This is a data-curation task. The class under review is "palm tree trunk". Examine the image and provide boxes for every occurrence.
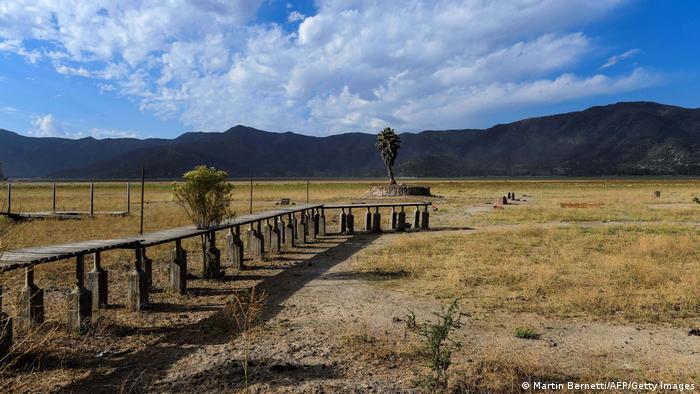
[387,165,396,185]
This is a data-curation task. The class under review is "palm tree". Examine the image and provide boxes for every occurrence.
[375,127,401,185]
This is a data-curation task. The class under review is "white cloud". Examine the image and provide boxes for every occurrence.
[601,48,641,69]
[1,0,657,135]
[0,106,18,113]
[29,114,61,137]
[287,11,306,23]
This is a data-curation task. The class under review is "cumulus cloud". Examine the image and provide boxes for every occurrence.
[601,48,641,69]
[29,114,61,137]
[0,0,657,135]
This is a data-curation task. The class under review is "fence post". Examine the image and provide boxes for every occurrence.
[52,182,56,212]
[89,183,94,217]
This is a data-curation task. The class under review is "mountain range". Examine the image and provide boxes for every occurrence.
[2,101,700,179]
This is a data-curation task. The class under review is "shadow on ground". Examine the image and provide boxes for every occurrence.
[61,231,382,392]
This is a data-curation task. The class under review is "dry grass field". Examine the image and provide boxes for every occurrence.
[1,178,700,392]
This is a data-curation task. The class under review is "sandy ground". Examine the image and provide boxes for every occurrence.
[51,228,699,393]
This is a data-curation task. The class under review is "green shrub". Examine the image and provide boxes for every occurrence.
[405,299,464,392]
[514,326,540,340]
[173,165,234,229]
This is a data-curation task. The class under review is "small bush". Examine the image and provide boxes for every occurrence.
[405,299,464,392]
[514,326,540,340]
[172,165,234,229]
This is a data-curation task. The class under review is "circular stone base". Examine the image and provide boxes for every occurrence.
[365,184,431,197]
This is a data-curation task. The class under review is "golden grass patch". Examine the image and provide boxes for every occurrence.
[352,224,700,323]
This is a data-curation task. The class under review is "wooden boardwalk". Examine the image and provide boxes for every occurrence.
[0,238,142,271]
[0,203,323,270]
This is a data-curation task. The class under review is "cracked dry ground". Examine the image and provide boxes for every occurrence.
[45,226,699,393]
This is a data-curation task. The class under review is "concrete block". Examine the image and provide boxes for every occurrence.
[339,211,347,233]
[202,232,222,279]
[346,212,355,234]
[396,210,406,232]
[284,218,295,248]
[19,267,44,328]
[270,224,281,253]
[372,211,382,233]
[296,219,306,244]
[127,250,149,311]
[66,287,92,334]
[87,269,108,310]
[318,214,326,236]
[169,241,188,294]
[0,287,12,359]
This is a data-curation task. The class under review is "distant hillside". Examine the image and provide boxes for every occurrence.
[2,102,700,179]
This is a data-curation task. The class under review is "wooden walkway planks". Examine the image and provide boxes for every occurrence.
[0,201,428,271]
[0,238,142,271]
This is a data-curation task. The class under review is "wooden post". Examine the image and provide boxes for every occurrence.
[306,179,310,203]
[52,182,56,212]
[66,254,92,334]
[126,182,131,214]
[249,174,253,214]
[6,183,10,214]
[319,207,326,236]
[414,206,421,229]
[89,182,94,217]
[142,249,153,290]
[365,207,372,231]
[140,167,145,235]
[391,207,398,229]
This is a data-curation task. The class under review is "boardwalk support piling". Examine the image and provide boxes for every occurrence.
[169,239,187,294]
[203,231,222,278]
[421,205,430,230]
[127,249,148,311]
[269,219,281,253]
[285,213,295,248]
[339,209,347,234]
[391,207,398,230]
[143,249,153,290]
[319,208,326,236]
[365,208,372,231]
[296,213,306,244]
[66,254,92,334]
[0,286,12,359]
[86,252,108,309]
[372,207,382,233]
[396,207,406,232]
[414,207,420,229]
[19,266,44,328]
[346,208,354,234]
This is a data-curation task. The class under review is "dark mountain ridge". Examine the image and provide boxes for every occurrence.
[1,101,699,179]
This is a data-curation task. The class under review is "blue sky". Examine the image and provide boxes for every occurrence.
[0,0,698,139]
